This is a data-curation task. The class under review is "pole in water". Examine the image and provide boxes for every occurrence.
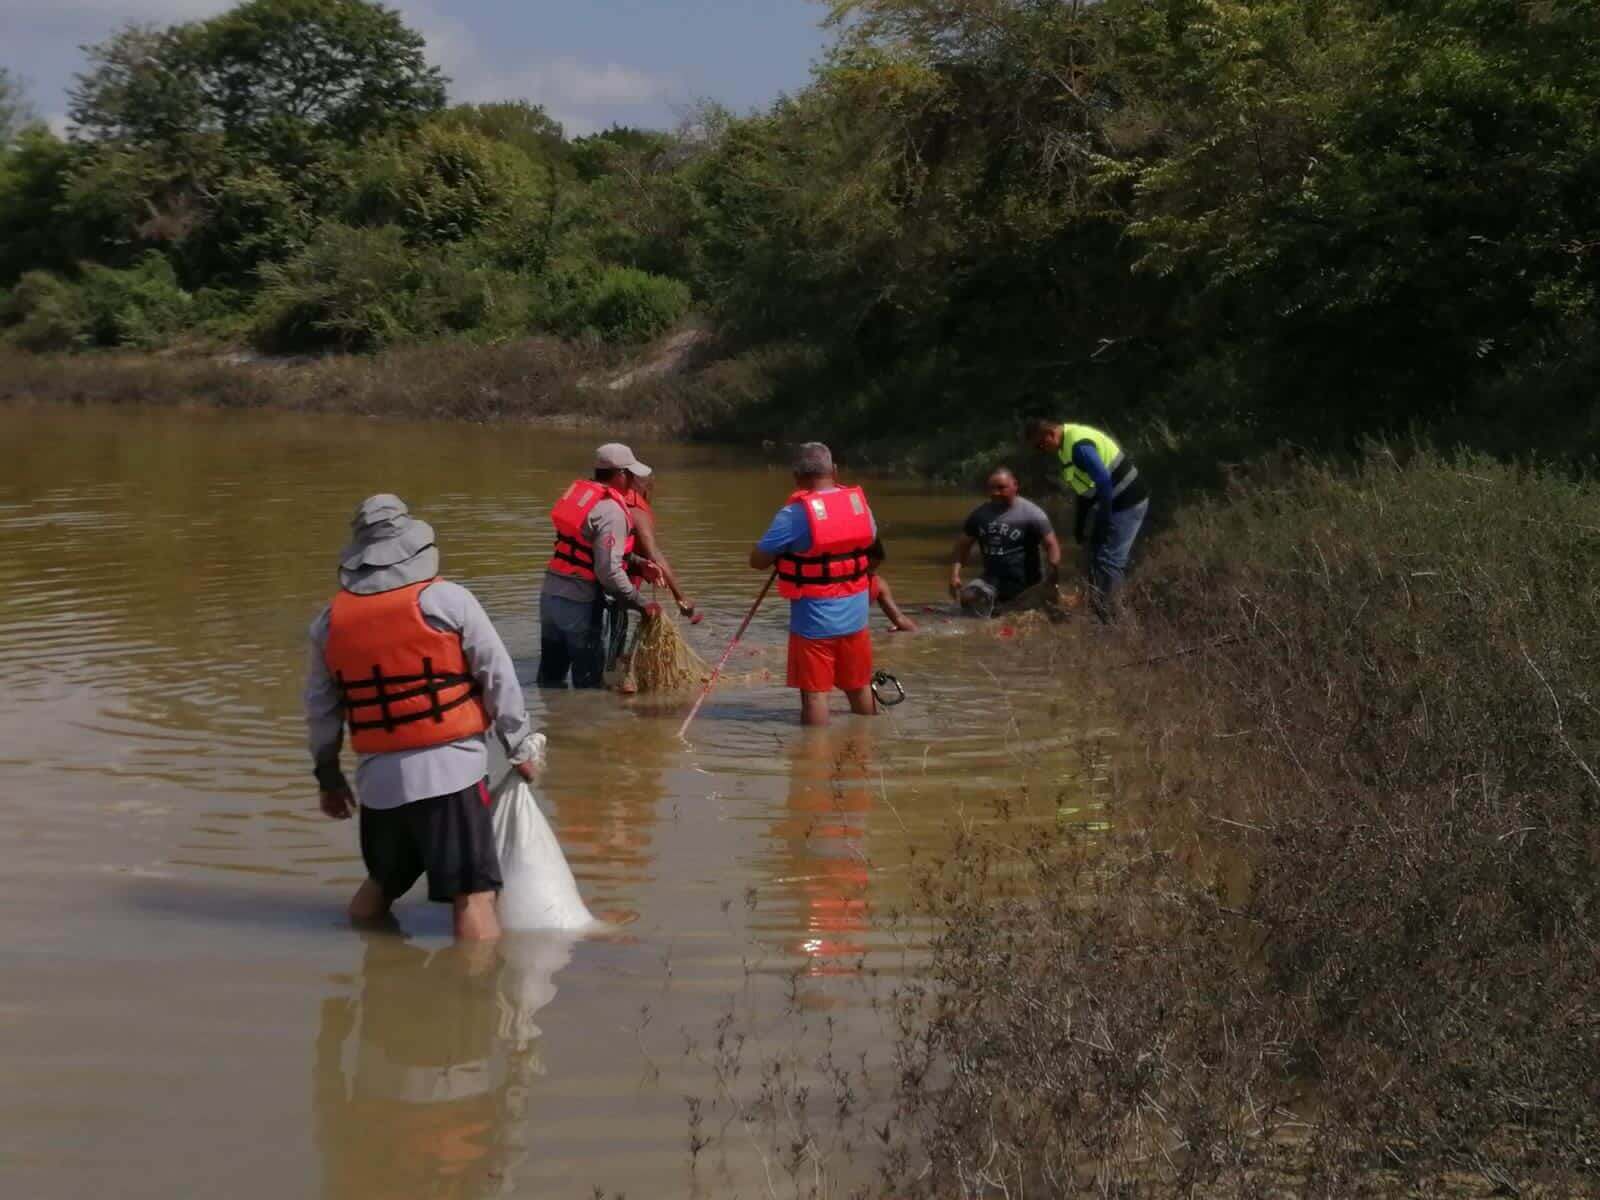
[677,569,778,742]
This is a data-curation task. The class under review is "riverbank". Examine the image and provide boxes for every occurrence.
[868,448,1600,1197]
[0,338,1077,482]
[0,337,720,432]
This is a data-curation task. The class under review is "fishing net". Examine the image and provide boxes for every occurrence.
[628,612,710,693]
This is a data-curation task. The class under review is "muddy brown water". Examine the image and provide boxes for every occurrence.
[0,404,1110,1198]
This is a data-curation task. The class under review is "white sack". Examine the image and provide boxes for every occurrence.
[491,771,596,932]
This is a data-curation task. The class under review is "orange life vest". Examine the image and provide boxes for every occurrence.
[323,579,490,755]
[546,480,635,583]
[776,486,876,600]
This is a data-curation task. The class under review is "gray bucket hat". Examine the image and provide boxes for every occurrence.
[337,494,439,594]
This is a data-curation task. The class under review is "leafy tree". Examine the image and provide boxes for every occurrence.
[437,102,565,167]
[0,130,79,281]
[67,26,211,152]
[70,0,446,165]
[345,123,544,247]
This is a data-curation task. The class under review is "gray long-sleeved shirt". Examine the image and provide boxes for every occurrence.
[541,495,645,610]
[305,580,538,809]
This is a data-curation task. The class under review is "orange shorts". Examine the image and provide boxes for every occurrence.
[787,629,873,693]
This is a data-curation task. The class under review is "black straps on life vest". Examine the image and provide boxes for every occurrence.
[550,533,595,573]
[335,656,483,733]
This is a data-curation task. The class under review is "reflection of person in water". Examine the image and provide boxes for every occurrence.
[313,933,574,1199]
[779,725,876,982]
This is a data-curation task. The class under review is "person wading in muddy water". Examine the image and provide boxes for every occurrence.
[538,444,662,688]
[1026,417,1150,621]
[304,494,543,942]
[948,466,1063,617]
[750,442,883,726]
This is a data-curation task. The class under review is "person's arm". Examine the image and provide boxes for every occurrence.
[588,503,649,613]
[1072,441,1115,542]
[948,534,976,596]
[950,508,981,596]
[303,608,354,818]
[1042,530,1063,579]
[874,574,917,632]
[631,509,693,613]
[423,583,545,779]
[751,505,801,570]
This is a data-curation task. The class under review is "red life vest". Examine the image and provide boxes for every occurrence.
[323,579,491,755]
[776,486,876,600]
[546,479,635,583]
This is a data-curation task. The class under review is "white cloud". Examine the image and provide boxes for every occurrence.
[3,0,684,138]
[398,2,678,135]
[450,58,676,135]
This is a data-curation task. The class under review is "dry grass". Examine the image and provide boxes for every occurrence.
[628,613,709,693]
[0,334,753,433]
[866,448,1600,1197]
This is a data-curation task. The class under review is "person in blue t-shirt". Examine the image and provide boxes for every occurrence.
[750,442,883,726]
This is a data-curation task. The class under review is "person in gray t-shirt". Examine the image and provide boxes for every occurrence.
[949,467,1062,609]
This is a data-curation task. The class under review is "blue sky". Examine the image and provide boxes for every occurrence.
[1,0,837,135]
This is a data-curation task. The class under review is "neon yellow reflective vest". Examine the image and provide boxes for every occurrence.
[1056,423,1126,497]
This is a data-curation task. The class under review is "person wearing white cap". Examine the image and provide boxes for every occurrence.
[538,443,662,687]
[304,495,544,941]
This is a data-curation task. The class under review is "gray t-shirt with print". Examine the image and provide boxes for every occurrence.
[963,498,1054,601]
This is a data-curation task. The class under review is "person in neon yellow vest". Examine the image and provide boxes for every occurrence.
[1025,418,1150,619]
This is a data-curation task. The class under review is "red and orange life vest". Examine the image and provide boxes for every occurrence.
[546,479,635,583]
[323,579,490,755]
[776,486,876,600]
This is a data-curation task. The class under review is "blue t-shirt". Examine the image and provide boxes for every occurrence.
[757,495,873,639]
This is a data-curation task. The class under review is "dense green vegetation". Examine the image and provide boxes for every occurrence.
[4,0,1597,472]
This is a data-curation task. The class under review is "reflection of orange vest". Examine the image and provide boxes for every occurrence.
[324,580,490,755]
[776,487,875,600]
[546,480,635,582]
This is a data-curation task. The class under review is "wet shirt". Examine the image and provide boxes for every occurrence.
[305,580,538,809]
[757,492,875,639]
[964,498,1054,601]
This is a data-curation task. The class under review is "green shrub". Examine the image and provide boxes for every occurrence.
[1,270,87,350]
[346,124,544,247]
[531,262,689,343]
[251,222,531,352]
[78,251,192,347]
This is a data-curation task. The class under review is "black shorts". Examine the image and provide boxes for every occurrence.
[359,778,503,903]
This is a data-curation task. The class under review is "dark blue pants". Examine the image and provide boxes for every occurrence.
[1088,499,1149,621]
[537,594,605,688]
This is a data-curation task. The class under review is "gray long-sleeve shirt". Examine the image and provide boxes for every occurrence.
[541,495,645,610]
[305,580,538,809]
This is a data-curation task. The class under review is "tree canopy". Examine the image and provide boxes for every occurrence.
[68,0,445,163]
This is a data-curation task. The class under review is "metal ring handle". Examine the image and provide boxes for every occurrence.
[871,670,907,707]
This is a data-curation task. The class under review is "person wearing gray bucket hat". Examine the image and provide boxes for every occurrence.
[304,494,546,941]
[538,445,663,688]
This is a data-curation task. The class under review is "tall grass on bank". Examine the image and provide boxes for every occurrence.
[882,451,1599,1197]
